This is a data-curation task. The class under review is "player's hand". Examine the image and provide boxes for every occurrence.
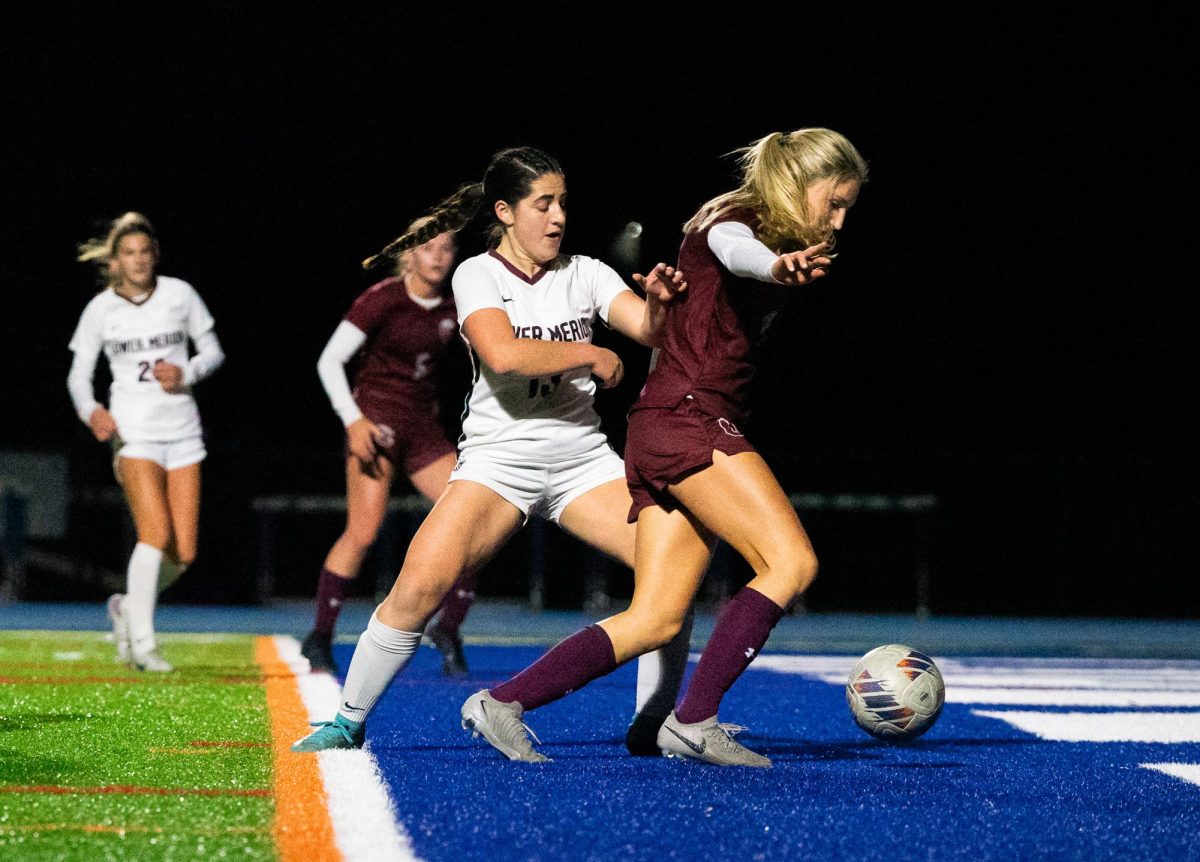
[152,360,185,392]
[589,347,624,389]
[88,406,118,442]
[346,417,383,477]
[771,242,835,285]
[633,263,687,303]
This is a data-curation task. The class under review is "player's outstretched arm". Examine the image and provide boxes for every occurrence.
[609,263,687,347]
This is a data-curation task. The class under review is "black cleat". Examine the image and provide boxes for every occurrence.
[625,711,669,757]
[428,626,468,677]
[300,630,339,675]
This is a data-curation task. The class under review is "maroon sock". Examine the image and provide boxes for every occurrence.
[432,571,477,638]
[674,587,784,724]
[313,567,351,636]
[491,624,616,711]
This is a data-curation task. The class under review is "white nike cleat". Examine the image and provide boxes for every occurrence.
[461,690,550,763]
[657,712,771,768]
[106,594,130,663]
[131,645,173,673]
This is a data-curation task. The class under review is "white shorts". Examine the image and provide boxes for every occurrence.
[450,441,625,523]
[115,436,207,471]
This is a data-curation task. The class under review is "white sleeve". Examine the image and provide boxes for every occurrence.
[317,320,368,427]
[183,330,225,386]
[589,257,634,325]
[67,349,101,424]
[708,221,780,284]
[452,258,508,328]
[66,302,103,424]
[181,283,224,385]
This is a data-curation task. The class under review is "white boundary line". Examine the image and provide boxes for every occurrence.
[271,636,420,862]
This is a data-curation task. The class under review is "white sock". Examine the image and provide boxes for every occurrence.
[124,543,163,654]
[337,610,422,725]
[635,608,694,717]
[157,558,187,594]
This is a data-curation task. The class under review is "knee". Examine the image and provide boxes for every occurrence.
[622,608,686,654]
[340,524,379,553]
[758,543,818,598]
[136,530,172,552]
[789,547,819,595]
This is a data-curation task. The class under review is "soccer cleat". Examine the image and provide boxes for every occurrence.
[625,711,669,757]
[131,646,173,673]
[427,626,468,677]
[461,690,550,763]
[106,594,130,663]
[291,715,365,752]
[300,630,339,675]
[657,712,771,768]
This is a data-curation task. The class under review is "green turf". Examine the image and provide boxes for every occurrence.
[0,631,277,861]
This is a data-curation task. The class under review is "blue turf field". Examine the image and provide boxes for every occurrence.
[356,643,1200,862]
[4,601,1198,860]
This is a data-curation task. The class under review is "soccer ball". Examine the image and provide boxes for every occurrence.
[845,644,945,740]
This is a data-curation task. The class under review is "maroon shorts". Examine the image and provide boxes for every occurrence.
[346,391,456,477]
[624,398,757,523]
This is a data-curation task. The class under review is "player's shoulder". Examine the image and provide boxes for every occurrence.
[154,275,199,300]
[353,274,405,305]
[457,251,498,275]
[80,287,116,311]
[452,252,508,288]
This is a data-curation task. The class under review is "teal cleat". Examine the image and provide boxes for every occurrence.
[291,714,365,752]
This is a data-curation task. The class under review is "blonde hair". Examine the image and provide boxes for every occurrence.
[684,129,868,253]
[77,211,159,289]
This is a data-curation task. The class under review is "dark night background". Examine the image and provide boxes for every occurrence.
[1,4,1194,617]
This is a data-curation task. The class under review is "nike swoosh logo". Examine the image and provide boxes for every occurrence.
[342,701,361,712]
[665,724,705,754]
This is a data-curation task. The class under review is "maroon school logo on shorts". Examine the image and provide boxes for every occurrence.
[718,417,743,437]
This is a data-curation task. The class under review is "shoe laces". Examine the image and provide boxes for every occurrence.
[710,722,752,752]
[493,705,543,747]
[308,720,357,746]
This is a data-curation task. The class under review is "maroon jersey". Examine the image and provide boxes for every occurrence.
[631,210,790,427]
[344,276,459,408]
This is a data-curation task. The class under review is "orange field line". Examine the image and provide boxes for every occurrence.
[255,636,341,862]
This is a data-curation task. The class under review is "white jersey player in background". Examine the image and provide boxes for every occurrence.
[67,212,224,671]
[293,146,693,756]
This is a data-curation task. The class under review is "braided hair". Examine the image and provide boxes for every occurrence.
[363,146,564,271]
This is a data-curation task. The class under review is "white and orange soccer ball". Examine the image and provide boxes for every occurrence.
[845,644,945,740]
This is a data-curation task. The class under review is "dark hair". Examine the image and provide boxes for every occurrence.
[363,146,563,270]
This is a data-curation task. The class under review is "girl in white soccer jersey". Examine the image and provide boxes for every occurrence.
[67,212,224,672]
[293,146,691,754]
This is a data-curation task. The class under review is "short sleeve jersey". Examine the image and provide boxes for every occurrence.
[452,250,630,459]
[343,276,459,408]
[67,276,215,442]
[631,210,790,426]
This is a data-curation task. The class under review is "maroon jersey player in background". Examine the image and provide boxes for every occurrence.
[302,218,476,676]
[462,128,868,766]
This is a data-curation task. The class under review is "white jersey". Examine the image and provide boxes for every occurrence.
[453,250,631,460]
[67,276,219,443]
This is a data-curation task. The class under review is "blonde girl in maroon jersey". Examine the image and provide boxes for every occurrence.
[463,129,868,766]
[302,218,475,676]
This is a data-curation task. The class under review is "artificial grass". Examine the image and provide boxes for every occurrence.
[0,631,278,861]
